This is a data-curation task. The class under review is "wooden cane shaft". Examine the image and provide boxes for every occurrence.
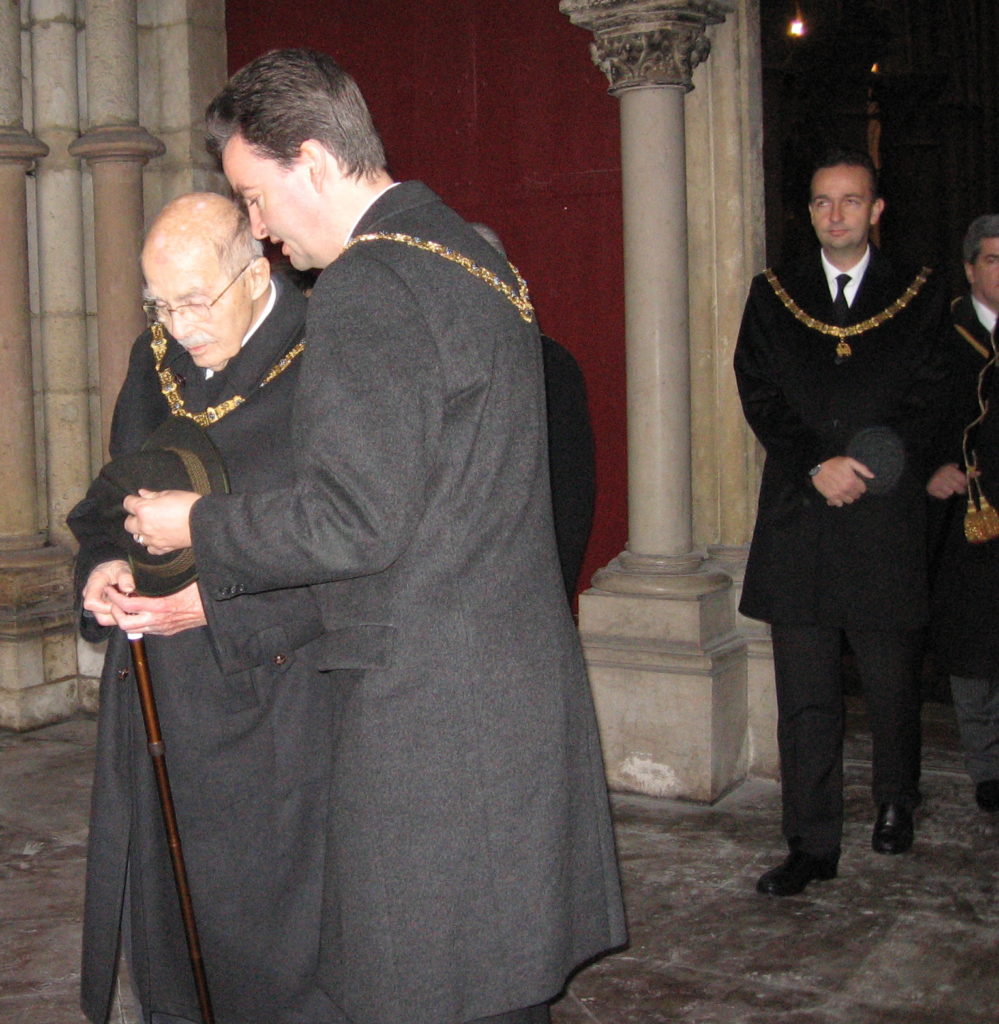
[128,635,216,1024]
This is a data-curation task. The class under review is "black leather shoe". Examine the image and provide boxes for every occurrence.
[756,850,838,897]
[871,802,914,854]
[975,779,999,812]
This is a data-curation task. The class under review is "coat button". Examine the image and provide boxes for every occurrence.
[116,668,130,680]
[273,653,287,666]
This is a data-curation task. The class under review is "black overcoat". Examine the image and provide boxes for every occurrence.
[190,182,627,1024]
[735,248,950,628]
[68,281,340,1024]
[929,294,999,677]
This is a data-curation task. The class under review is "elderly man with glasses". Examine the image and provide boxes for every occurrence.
[66,192,343,1024]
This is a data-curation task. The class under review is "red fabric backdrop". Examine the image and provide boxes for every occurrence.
[225,0,628,598]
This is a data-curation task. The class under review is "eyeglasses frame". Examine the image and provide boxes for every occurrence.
[142,258,257,326]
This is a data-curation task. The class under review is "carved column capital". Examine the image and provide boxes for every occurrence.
[560,0,735,93]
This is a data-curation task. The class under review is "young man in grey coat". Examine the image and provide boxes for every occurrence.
[127,48,626,1024]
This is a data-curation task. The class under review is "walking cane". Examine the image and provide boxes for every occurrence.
[127,630,215,1024]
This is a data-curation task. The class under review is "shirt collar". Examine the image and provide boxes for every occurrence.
[820,245,871,305]
[972,294,998,336]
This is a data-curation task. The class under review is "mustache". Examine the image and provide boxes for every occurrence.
[176,332,215,349]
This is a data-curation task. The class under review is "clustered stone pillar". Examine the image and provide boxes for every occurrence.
[0,0,76,729]
[561,0,748,801]
[31,0,92,551]
[0,1,224,728]
[71,0,164,453]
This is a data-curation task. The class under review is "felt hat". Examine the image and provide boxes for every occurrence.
[846,425,905,496]
[94,415,229,596]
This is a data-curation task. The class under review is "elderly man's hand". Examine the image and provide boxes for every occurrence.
[82,562,207,634]
[810,455,874,507]
[83,560,137,627]
[97,578,207,636]
[123,489,199,554]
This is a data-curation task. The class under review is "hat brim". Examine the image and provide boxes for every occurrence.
[96,416,229,597]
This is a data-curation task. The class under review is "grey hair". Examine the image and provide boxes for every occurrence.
[218,202,264,273]
[963,214,999,264]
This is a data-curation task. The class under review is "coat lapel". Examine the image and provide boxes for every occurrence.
[849,247,898,323]
[776,251,835,321]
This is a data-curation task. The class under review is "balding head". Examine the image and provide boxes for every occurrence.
[141,193,271,372]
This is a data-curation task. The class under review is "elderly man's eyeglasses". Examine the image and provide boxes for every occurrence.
[142,259,255,326]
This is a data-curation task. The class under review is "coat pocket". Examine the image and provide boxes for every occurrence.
[314,623,397,671]
[222,620,325,711]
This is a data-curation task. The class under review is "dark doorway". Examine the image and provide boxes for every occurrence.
[760,0,999,295]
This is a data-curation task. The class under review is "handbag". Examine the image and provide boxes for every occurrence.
[962,334,999,543]
[963,464,999,543]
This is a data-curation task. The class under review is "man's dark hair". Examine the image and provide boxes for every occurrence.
[962,214,999,264]
[205,48,386,179]
[810,147,880,199]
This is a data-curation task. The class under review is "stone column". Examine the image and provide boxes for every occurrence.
[137,0,228,211]
[30,0,92,550]
[70,0,164,454]
[683,0,776,777]
[561,0,746,801]
[0,0,76,730]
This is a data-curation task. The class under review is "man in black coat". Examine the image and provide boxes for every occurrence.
[68,193,343,1023]
[926,214,999,814]
[735,149,950,897]
[125,49,625,1024]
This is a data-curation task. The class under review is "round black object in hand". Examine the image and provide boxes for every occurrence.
[93,416,230,596]
[846,425,905,496]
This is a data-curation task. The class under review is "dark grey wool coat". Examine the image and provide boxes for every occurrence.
[68,280,345,1023]
[735,247,951,629]
[190,182,627,1024]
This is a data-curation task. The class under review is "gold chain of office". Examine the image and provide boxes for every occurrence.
[764,266,932,360]
[149,321,305,427]
[344,232,536,324]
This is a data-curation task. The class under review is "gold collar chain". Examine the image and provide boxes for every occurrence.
[764,266,932,360]
[344,232,536,324]
[150,322,305,427]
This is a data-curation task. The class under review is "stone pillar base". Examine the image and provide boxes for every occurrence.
[705,544,779,779]
[579,560,748,802]
[0,544,78,731]
[745,627,778,779]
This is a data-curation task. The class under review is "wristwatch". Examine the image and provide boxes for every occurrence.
[808,463,823,477]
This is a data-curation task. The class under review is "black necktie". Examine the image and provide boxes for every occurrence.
[833,273,851,325]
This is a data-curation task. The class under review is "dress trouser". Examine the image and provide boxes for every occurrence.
[770,623,923,858]
[950,675,999,783]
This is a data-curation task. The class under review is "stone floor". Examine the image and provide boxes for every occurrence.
[1,699,997,1024]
